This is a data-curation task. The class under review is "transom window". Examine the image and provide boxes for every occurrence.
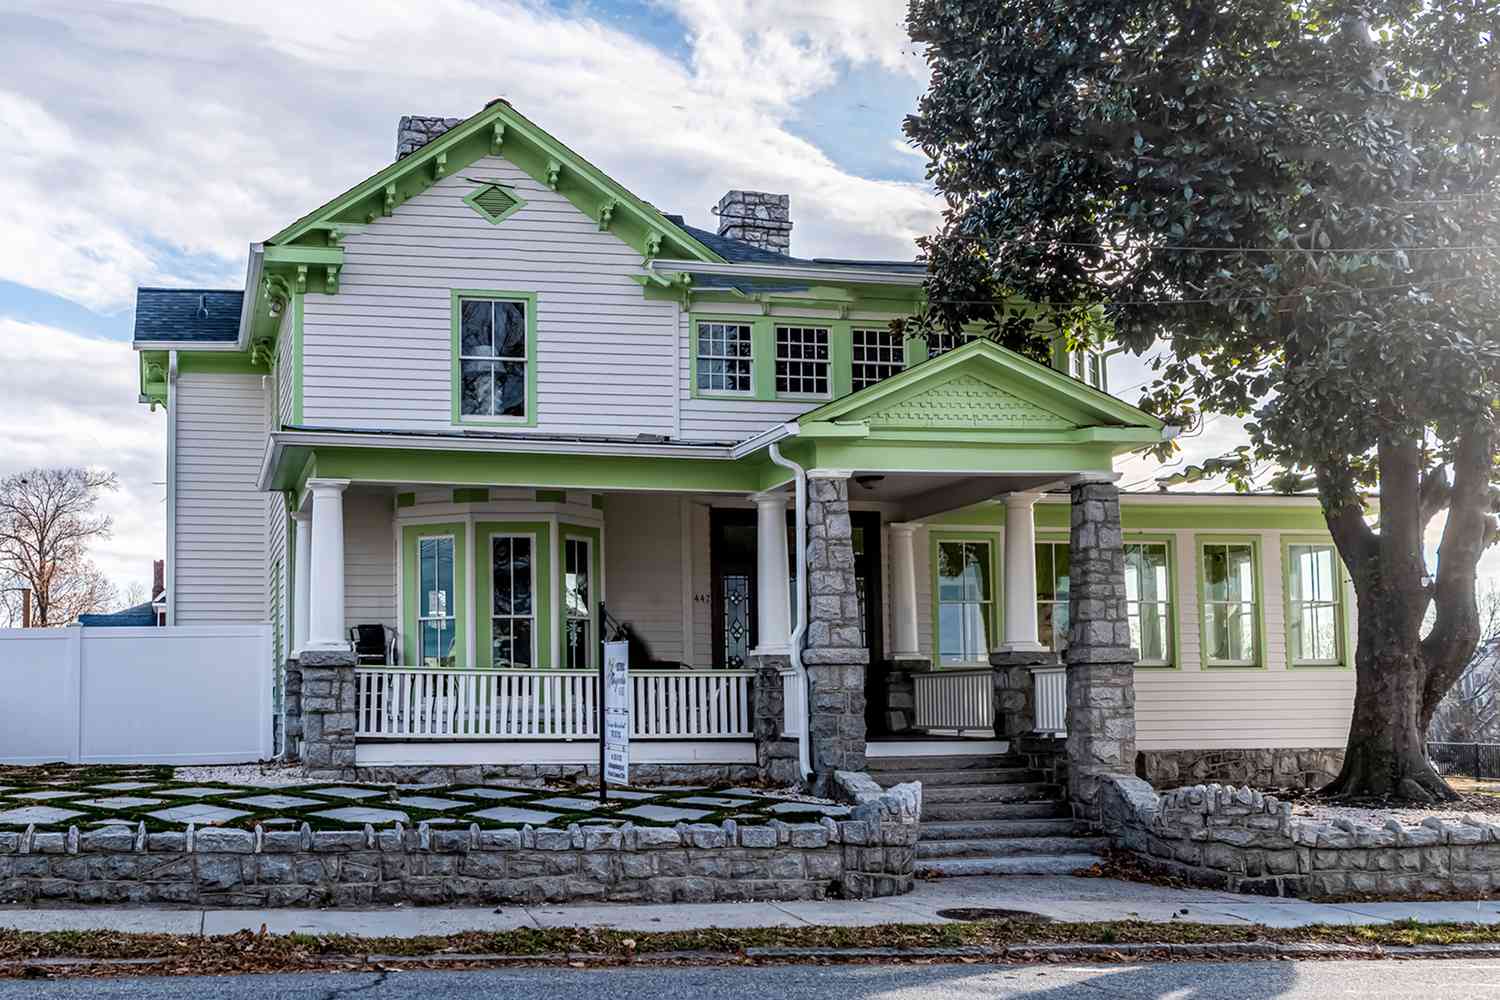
[459,297,528,419]
[1035,542,1070,651]
[936,539,993,664]
[564,537,593,669]
[1124,542,1172,665]
[775,325,831,396]
[1202,541,1259,665]
[696,321,753,394]
[927,330,972,357]
[417,536,457,667]
[1287,543,1341,664]
[852,328,904,390]
[490,535,534,668]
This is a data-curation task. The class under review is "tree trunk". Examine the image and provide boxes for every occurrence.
[1321,584,1458,802]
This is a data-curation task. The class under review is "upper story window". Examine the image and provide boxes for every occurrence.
[1287,542,1342,665]
[1124,542,1172,666]
[852,328,904,391]
[775,325,831,397]
[458,296,530,420]
[1070,349,1107,389]
[1201,540,1259,666]
[927,330,972,357]
[696,321,754,395]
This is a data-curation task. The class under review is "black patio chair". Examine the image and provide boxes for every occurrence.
[349,624,397,666]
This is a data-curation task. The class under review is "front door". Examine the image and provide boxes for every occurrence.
[710,510,757,667]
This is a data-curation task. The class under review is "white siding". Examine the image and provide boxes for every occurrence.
[344,489,397,633]
[602,494,687,663]
[173,372,267,623]
[300,156,677,436]
[691,501,712,666]
[1135,671,1355,750]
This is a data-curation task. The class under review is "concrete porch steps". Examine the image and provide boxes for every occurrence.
[871,750,1103,878]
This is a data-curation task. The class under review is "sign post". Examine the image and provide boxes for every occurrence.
[600,640,630,800]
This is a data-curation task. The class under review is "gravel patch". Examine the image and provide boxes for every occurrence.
[1291,793,1500,826]
[171,763,307,788]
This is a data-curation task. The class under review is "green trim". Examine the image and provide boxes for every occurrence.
[401,522,469,668]
[1122,533,1181,670]
[1194,534,1267,669]
[474,521,552,669]
[268,100,723,265]
[535,489,567,503]
[449,289,539,428]
[395,492,416,509]
[931,501,1333,533]
[928,530,1003,667]
[560,524,603,669]
[176,352,264,376]
[139,351,168,409]
[462,182,527,225]
[1281,534,1352,669]
[453,488,490,503]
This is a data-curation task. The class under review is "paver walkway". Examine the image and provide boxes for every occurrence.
[3,876,1497,936]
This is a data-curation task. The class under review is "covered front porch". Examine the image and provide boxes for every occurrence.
[265,340,1166,788]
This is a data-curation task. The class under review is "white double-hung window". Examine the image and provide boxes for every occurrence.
[1201,541,1259,666]
[774,325,831,397]
[1124,542,1172,666]
[1287,543,1342,665]
[417,535,458,667]
[490,535,534,668]
[695,321,753,394]
[459,297,529,419]
[936,539,993,665]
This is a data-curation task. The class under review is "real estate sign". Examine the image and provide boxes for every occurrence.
[602,640,630,786]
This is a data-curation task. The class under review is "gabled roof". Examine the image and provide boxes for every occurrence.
[798,338,1166,435]
[132,288,243,345]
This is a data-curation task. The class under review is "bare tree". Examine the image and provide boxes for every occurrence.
[0,468,119,626]
[119,581,150,610]
[1429,592,1500,745]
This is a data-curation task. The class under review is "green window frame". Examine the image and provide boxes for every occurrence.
[401,523,469,668]
[562,527,602,670]
[1035,540,1071,652]
[1197,536,1263,668]
[1284,538,1347,667]
[450,289,538,427]
[1124,538,1175,667]
[476,522,551,669]
[931,532,1000,666]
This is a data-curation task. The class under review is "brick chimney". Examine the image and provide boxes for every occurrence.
[152,560,165,601]
[396,115,462,159]
[715,191,793,255]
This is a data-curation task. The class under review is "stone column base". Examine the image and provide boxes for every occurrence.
[883,657,930,734]
[296,649,358,780]
[989,649,1061,739]
[282,657,304,763]
[750,653,801,786]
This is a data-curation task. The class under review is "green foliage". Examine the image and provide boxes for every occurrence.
[905,0,1499,501]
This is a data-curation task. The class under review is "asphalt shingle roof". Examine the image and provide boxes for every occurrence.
[78,603,159,627]
[132,288,243,345]
[678,224,924,275]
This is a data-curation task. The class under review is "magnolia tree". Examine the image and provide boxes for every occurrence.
[905,0,1500,800]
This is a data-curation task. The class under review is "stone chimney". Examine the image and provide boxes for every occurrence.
[396,115,462,159]
[715,191,793,255]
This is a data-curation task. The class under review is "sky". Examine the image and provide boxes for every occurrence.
[0,0,1485,607]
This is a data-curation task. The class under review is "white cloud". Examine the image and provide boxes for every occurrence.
[0,0,937,312]
[0,320,166,598]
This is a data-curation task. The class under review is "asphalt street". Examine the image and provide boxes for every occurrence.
[5,960,1500,999]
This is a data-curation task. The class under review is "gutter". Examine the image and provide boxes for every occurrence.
[730,421,798,461]
[649,258,927,287]
[767,441,813,783]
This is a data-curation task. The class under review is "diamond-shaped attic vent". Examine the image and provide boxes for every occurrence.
[465,183,523,225]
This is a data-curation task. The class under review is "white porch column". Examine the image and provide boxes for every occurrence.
[305,478,351,651]
[888,522,922,659]
[290,509,312,655]
[999,491,1045,652]
[750,490,791,656]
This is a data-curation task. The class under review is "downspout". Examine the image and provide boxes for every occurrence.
[767,441,813,783]
[164,351,179,626]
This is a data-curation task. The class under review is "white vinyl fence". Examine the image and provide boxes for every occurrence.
[0,625,273,764]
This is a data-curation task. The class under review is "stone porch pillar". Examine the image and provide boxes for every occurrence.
[1064,476,1137,815]
[803,472,868,794]
[305,478,350,651]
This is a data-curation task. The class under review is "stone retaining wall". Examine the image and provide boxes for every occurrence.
[0,774,920,907]
[1088,774,1500,897]
[1136,748,1345,792]
[351,763,761,786]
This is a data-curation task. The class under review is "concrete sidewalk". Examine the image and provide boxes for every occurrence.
[4,876,1500,937]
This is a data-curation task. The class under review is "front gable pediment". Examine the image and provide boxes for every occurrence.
[861,372,1075,430]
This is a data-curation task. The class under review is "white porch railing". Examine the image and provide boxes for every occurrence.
[354,667,755,740]
[1031,666,1067,735]
[913,668,995,733]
